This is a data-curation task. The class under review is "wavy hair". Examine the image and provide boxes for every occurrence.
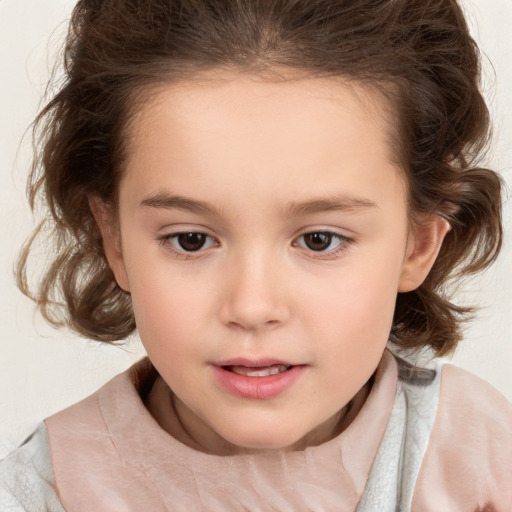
[18,0,502,355]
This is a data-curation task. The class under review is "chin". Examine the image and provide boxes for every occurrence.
[223,428,307,453]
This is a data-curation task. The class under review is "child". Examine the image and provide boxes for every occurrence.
[1,0,511,510]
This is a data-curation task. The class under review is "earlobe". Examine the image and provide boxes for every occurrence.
[88,196,130,292]
[398,215,451,293]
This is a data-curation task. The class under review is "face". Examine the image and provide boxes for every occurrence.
[97,71,447,454]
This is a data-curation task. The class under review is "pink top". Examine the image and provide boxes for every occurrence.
[412,364,512,511]
[43,350,512,511]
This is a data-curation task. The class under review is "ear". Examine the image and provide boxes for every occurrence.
[88,196,130,292]
[398,215,451,293]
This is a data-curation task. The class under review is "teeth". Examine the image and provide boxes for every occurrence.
[228,364,291,377]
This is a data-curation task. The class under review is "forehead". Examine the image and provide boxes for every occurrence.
[127,70,396,154]
[120,71,405,212]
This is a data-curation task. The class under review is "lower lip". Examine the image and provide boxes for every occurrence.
[211,365,305,400]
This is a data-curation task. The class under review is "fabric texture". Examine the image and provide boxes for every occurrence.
[45,352,398,511]
[1,351,511,512]
[0,424,64,512]
[356,360,443,511]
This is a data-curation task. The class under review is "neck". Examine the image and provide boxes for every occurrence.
[145,374,374,456]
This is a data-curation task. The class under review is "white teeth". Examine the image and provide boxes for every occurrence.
[228,364,291,377]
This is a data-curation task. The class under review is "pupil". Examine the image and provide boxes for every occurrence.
[178,233,206,251]
[305,232,331,251]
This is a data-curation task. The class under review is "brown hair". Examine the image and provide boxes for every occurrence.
[18,0,502,355]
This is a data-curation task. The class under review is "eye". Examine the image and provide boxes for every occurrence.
[160,232,217,253]
[294,231,348,253]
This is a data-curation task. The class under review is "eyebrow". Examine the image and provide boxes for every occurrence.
[139,192,378,216]
[140,193,217,215]
[285,196,378,216]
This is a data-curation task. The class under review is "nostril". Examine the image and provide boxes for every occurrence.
[218,282,290,329]
[226,318,282,331]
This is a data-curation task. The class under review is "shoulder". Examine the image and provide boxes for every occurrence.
[0,423,65,512]
[412,363,512,511]
[436,363,512,433]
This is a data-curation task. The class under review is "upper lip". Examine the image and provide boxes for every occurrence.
[212,358,298,367]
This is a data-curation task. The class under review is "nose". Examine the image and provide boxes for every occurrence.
[218,250,290,331]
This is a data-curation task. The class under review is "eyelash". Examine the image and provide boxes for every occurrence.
[158,232,219,259]
[292,231,352,258]
[158,230,352,259]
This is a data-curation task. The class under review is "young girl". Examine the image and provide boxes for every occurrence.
[1,0,511,510]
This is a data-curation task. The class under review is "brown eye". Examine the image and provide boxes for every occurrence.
[159,231,217,256]
[294,231,349,254]
[176,233,208,251]
[303,232,334,251]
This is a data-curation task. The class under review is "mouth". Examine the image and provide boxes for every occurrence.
[211,359,304,399]
[223,364,293,377]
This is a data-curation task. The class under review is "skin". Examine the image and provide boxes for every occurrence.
[92,71,449,455]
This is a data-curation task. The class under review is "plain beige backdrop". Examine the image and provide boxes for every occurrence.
[0,0,511,458]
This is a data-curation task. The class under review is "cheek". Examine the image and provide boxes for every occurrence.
[125,260,206,353]
[346,269,398,330]
[299,254,402,353]
[304,271,397,394]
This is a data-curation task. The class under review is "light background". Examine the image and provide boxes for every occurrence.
[0,0,511,458]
